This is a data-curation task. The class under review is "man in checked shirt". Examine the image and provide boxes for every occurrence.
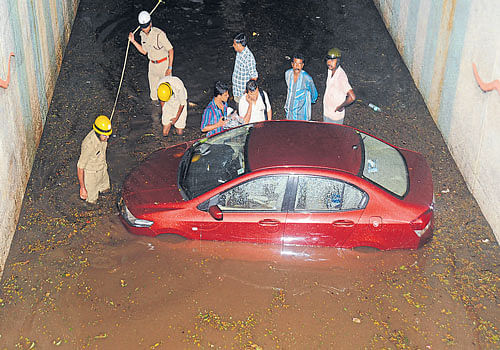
[232,33,258,104]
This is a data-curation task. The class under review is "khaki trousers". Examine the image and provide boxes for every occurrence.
[85,168,110,203]
[148,60,169,101]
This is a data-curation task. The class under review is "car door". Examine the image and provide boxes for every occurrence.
[199,175,290,244]
[283,175,368,247]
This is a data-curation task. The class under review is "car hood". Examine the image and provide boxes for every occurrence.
[123,143,191,207]
[400,149,433,206]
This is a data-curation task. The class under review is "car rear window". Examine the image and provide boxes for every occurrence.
[359,132,408,197]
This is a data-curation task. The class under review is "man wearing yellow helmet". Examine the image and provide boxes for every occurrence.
[77,115,112,204]
[156,75,188,137]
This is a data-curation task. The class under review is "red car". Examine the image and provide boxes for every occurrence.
[119,121,434,250]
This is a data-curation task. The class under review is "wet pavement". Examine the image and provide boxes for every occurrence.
[1,0,499,348]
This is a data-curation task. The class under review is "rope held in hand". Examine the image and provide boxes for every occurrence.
[109,0,164,122]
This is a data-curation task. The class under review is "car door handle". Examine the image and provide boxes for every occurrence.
[332,220,355,227]
[258,219,280,227]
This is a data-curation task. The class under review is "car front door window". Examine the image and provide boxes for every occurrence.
[197,175,288,244]
[217,176,288,211]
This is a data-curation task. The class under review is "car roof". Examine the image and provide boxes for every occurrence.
[247,121,362,175]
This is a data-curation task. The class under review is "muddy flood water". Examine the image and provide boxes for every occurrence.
[1,0,499,348]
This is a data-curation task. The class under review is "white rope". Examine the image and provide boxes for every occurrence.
[109,0,164,122]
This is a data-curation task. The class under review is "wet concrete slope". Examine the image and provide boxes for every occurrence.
[0,0,498,348]
[0,0,79,275]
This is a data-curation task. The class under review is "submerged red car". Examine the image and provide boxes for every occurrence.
[119,121,434,250]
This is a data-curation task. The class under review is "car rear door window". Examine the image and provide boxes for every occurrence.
[294,176,367,211]
[217,176,288,211]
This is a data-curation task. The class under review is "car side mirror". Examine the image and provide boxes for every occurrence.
[209,205,223,220]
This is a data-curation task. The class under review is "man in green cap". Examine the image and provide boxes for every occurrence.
[323,48,356,124]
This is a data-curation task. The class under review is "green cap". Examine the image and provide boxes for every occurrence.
[326,47,341,60]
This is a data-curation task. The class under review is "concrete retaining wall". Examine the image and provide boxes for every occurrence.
[373,0,500,243]
[0,0,79,274]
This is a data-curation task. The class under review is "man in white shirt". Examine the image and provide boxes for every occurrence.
[238,80,272,124]
[323,48,355,124]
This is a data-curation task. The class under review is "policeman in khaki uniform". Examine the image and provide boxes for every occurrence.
[77,116,111,204]
[157,76,187,137]
[128,11,174,104]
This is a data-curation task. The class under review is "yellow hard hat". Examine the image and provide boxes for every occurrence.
[93,115,112,136]
[157,82,173,102]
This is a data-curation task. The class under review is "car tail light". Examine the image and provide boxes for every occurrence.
[410,209,433,237]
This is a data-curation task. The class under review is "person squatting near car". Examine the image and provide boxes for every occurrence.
[77,116,112,204]
[128,11,174,104]
[322,48,356,125]
[125,11,358,135]
[284,53,318,121]
[238,79,272,124]
[232,33,258,104]
[201,81,229,137]
[157,76,188,137]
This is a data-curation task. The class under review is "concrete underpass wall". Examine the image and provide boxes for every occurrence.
[0,0,79,274]
[373,0,500,243]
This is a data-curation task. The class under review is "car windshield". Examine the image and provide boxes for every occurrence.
[359,132,408,197]
[179,125,253,199]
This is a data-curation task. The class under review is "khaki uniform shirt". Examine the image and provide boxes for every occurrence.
[77,130,108,171]
[158,76,187,120]
[140,27,173,63]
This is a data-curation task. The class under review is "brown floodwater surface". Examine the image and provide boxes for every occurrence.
[0,215,490,348]
[1,0,498,348]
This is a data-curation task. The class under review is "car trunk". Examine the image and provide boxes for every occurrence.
[400,149,433,206]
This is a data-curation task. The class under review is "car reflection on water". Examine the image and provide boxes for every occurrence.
[148,233,422,271]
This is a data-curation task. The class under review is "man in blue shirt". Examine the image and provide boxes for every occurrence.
[201,81,229,137]
[232,33,258,104]
[284,53,318,121]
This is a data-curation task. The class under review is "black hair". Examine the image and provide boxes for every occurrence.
[292,52,305,64]
[139,21,151,29]
[234,33,247,47]
[245,80,258,93]
[214,81,229,97]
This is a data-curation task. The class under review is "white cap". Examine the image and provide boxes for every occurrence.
[138,11,151,26]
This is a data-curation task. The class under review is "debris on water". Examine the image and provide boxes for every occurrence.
[352,317,361,324]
